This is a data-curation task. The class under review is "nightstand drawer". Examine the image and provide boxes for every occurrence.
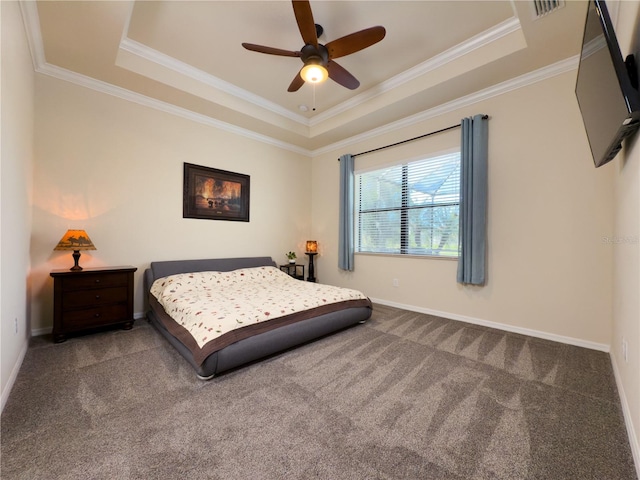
[61,272,129,291]
[62,304,129,331]
[63,286,128,309]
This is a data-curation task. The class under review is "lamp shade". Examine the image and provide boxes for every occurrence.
[54,229,96,251]
[54,229,96,271]
[306,240,318,253]
[300,63,328,84]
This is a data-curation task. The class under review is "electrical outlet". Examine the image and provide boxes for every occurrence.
[14,318,18,335]
[392,278,399,287]
[622,338,628,363]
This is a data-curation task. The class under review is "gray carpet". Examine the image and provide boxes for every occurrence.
[1,304,637,479]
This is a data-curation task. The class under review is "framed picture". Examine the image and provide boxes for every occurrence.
[183,163,250,222]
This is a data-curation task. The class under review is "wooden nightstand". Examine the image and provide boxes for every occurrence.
[50,266,137,343]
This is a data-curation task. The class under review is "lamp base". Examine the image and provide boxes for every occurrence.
[70,250,83,271]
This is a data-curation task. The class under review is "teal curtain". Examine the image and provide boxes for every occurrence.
[457,115,489,285]
[339,154,355,271]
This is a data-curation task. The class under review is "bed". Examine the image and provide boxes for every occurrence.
[144,256,372,379]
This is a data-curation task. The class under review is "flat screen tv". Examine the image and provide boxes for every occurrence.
[575,0,640,168]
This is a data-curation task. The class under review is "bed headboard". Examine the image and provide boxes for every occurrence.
[143,256,276,294]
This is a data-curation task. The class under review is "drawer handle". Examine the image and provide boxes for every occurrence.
[95,295,100,299]
[95,279,101,283]
[94,313,100,318]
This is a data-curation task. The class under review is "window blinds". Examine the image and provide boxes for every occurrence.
[355,151,461,256]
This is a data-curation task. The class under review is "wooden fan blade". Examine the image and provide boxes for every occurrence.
[326,26,386,60]
[327,60,360,90]
[287,69,305,92]
[292,0,317,47]
[242,43,301,57]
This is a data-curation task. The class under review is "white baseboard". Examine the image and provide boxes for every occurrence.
[610,354,640,478]
[1,338,29,414]
[30,326,51,337]
[369,298,611,352]
[31,311,147,337]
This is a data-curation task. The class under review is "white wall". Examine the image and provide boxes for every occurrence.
[30,75,311,332]
[312,70,614,349]
[610,0,640,469]
[1,2,35,410]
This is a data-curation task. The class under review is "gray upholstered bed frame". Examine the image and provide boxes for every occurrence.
[144,256,372,379]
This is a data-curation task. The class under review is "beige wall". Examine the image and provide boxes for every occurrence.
[30,75,312,332]
[1,2,35,408]
[312,70,614,349]
[32,66,616,351]
[611,0,640,467]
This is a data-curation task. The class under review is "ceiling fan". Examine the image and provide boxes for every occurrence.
[242,0,386,92]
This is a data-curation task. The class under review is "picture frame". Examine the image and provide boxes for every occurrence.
[183,163,250,222]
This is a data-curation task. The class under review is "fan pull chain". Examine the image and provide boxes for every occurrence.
[312,84,317,111]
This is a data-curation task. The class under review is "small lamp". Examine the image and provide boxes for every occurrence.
[54,229,96,271]
[305,241,318,282]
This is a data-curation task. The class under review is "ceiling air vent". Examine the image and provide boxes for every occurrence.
[532,0,565,19]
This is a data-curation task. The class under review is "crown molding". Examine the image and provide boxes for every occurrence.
[19,1,577,159]
[29,53,580,161]
[119,37,310,126]
[119,14,521,130]
[310,17,522,127]
[313,55,579,157]
[18,3,311,156]
[18,1,45,69]
[37,61,312,156]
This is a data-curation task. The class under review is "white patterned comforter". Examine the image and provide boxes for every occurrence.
[150,266,368,349]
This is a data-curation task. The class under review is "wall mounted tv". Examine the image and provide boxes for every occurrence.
[575,0,640,168]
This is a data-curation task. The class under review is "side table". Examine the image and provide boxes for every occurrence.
[279,264,304,280]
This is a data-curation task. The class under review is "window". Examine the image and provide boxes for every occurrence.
[355,151,460,257]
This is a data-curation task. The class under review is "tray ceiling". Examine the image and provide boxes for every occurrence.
[24,1,589,155]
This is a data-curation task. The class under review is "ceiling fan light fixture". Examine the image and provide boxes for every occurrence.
[301,62,328,84]
[241,1,385,92]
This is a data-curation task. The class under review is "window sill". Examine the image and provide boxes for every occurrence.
[355,252,458,261]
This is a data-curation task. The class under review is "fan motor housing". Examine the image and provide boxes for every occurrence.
[301,44,328,66]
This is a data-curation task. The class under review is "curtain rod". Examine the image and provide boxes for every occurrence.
[338,115,489,161]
